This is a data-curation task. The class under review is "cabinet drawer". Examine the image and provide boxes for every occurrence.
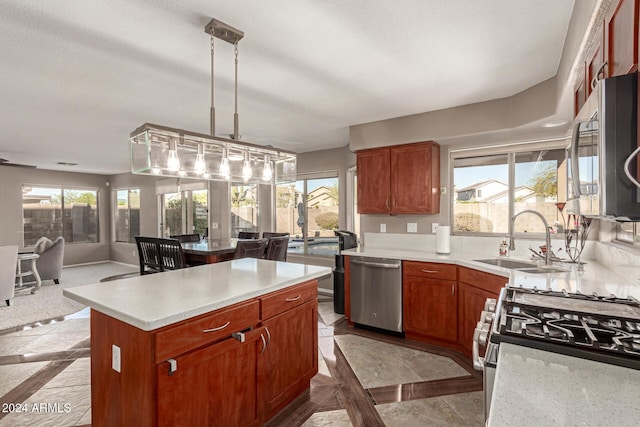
[155,300,260,363]
[260,280,317,320]
[403,261,456,280]
[458,266,508,294]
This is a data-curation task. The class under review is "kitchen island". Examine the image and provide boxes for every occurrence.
[64,258,331,426]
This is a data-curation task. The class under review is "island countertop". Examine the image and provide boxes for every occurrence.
[63,258,331,331]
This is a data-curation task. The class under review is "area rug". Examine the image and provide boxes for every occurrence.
[0,262,138,332]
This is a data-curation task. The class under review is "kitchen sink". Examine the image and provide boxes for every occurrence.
[516,267,569,274]
[473,259,537,269]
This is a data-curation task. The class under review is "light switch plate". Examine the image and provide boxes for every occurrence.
[112,345,121,373]
[380,224,386,233]
[432,223,439,233]
[407,223,417,233]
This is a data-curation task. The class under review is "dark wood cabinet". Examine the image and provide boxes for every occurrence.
[605,0,639,78]
[357,141,440,215]
[402,261,457,344]
[259,282,318,420]
[574,72,587,116]
[89,280,318,426]
[457,267,508,357]
[587,26,605,95]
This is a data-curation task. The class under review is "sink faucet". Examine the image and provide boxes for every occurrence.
[508,209,552,265]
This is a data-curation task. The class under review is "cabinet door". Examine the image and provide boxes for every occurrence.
[587,25,605,94]
[574,73,587,116]
[403,276,457,342]
[357,148,391,214]
[458,283,497,358]
[605,0,639,77]
[157,327,265,427]
[261,299,318,420]
[391,142,440,214]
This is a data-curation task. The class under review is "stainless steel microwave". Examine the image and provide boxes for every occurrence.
[566,72,640,221]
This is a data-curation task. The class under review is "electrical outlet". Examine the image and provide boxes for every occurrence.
[112,345,121,373]
[211,223,219,230]
[380,224,386,233]
[407,223,417,233]
[440,187,447,194]
[432,223,439,233]
[133,250,137,257]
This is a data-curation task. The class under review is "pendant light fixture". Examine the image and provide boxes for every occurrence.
[129,18,296,184]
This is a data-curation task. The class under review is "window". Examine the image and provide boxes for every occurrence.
[115,188,140,243]
[275,174,340,256]
[161,189,208,237]
[22,186,99,246]
[452,144,566,235]
[231,183,259,237]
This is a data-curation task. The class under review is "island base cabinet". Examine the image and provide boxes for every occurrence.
[261,300,318,420]
[156,327,265,427]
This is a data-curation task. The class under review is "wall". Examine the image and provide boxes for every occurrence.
[0,166,111,265]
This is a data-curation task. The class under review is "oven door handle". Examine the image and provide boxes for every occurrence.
[472,322,490,371]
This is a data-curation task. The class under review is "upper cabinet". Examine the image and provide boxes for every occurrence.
[605,0,639,78]
[357,141,440,215]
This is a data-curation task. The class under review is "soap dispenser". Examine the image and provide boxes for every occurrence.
[499,239,509,257]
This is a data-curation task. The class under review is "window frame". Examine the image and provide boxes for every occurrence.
[113,188,140,244]
[22,184,100,246]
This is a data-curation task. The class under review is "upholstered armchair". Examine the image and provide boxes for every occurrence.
[1,245,19,306]
[27,237,65,284]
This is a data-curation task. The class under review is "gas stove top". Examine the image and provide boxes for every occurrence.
[490,286,640,370]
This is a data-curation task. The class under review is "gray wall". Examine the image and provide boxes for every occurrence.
[0,166,111,265]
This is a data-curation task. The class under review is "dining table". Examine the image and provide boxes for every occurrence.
[180,238,239,264]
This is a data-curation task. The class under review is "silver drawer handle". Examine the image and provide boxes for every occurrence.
[203,321,231,333]
[285,295,301,302]
[421,269,438,274]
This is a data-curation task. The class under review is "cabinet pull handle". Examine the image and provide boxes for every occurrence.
[231,331,245,343]
[385,198,389,210]
[167,358,177,376]
[421,269,438,274]
[623,145,640,189]
[260,327,271,354]
[451,284,455,296]
[590,61,607,90]
[285,295,301,302]
[203,321,231,333]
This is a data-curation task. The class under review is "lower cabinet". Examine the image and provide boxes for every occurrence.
[90,279,318,426]
[403,261,458,344]
[457,267,508,357]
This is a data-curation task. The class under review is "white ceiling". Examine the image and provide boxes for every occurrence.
[0,0,575,175]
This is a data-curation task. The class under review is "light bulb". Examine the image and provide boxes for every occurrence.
[194,143,206,174]
[262,155,272,181]
[219,148,230,179]
[242,152,252,182]
[167,140,180,171]
[178,169,186,177]
[203,171,210,179]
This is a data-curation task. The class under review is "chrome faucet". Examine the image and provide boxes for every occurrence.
[508,209,552,265]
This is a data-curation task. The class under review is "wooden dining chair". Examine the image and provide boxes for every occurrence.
[262,232,290,239]
[135,237,187,275]
[233,239,268,259]
[238,231,260,239]
[169,233,201,243]
[264,236,289,262]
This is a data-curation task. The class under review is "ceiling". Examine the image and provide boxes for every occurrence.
[0,1,576,175]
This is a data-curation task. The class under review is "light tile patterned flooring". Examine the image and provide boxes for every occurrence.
[0,301,483,426]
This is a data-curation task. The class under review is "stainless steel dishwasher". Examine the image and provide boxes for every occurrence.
[350,256,402,333]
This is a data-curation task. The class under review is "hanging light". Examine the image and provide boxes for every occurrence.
[167,139,180,171]
[194,143,206,174]
[242,151,252,182]
[262,154,272,181]
[219,147,230,179]
[128,18,296,183]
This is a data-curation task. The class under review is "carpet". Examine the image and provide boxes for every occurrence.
[0,261,138,332]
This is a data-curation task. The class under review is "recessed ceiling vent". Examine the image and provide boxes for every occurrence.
[0,158,36,169]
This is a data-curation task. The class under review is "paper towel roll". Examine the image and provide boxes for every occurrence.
[436,225,450,255]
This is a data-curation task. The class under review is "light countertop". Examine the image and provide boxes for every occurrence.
[488,343,640,426]
[341,246,640,299]
[63,258,331,331]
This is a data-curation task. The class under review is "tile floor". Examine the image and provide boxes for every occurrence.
[0,301,483,426]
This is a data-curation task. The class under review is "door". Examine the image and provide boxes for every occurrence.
[161,190,209,237]
[403,276,457,342]
[458,283,497,357]
[157,328,265,427]
[357,148,390,214]
[391,142,440,214]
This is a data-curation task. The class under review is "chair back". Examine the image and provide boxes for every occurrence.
[0,245,18,303]
[262,232,290,239]
[238,231,260,239]
[170,233,201,243]
[233,239,268,259]
[265,236,289,262]
[135,237,186,275]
